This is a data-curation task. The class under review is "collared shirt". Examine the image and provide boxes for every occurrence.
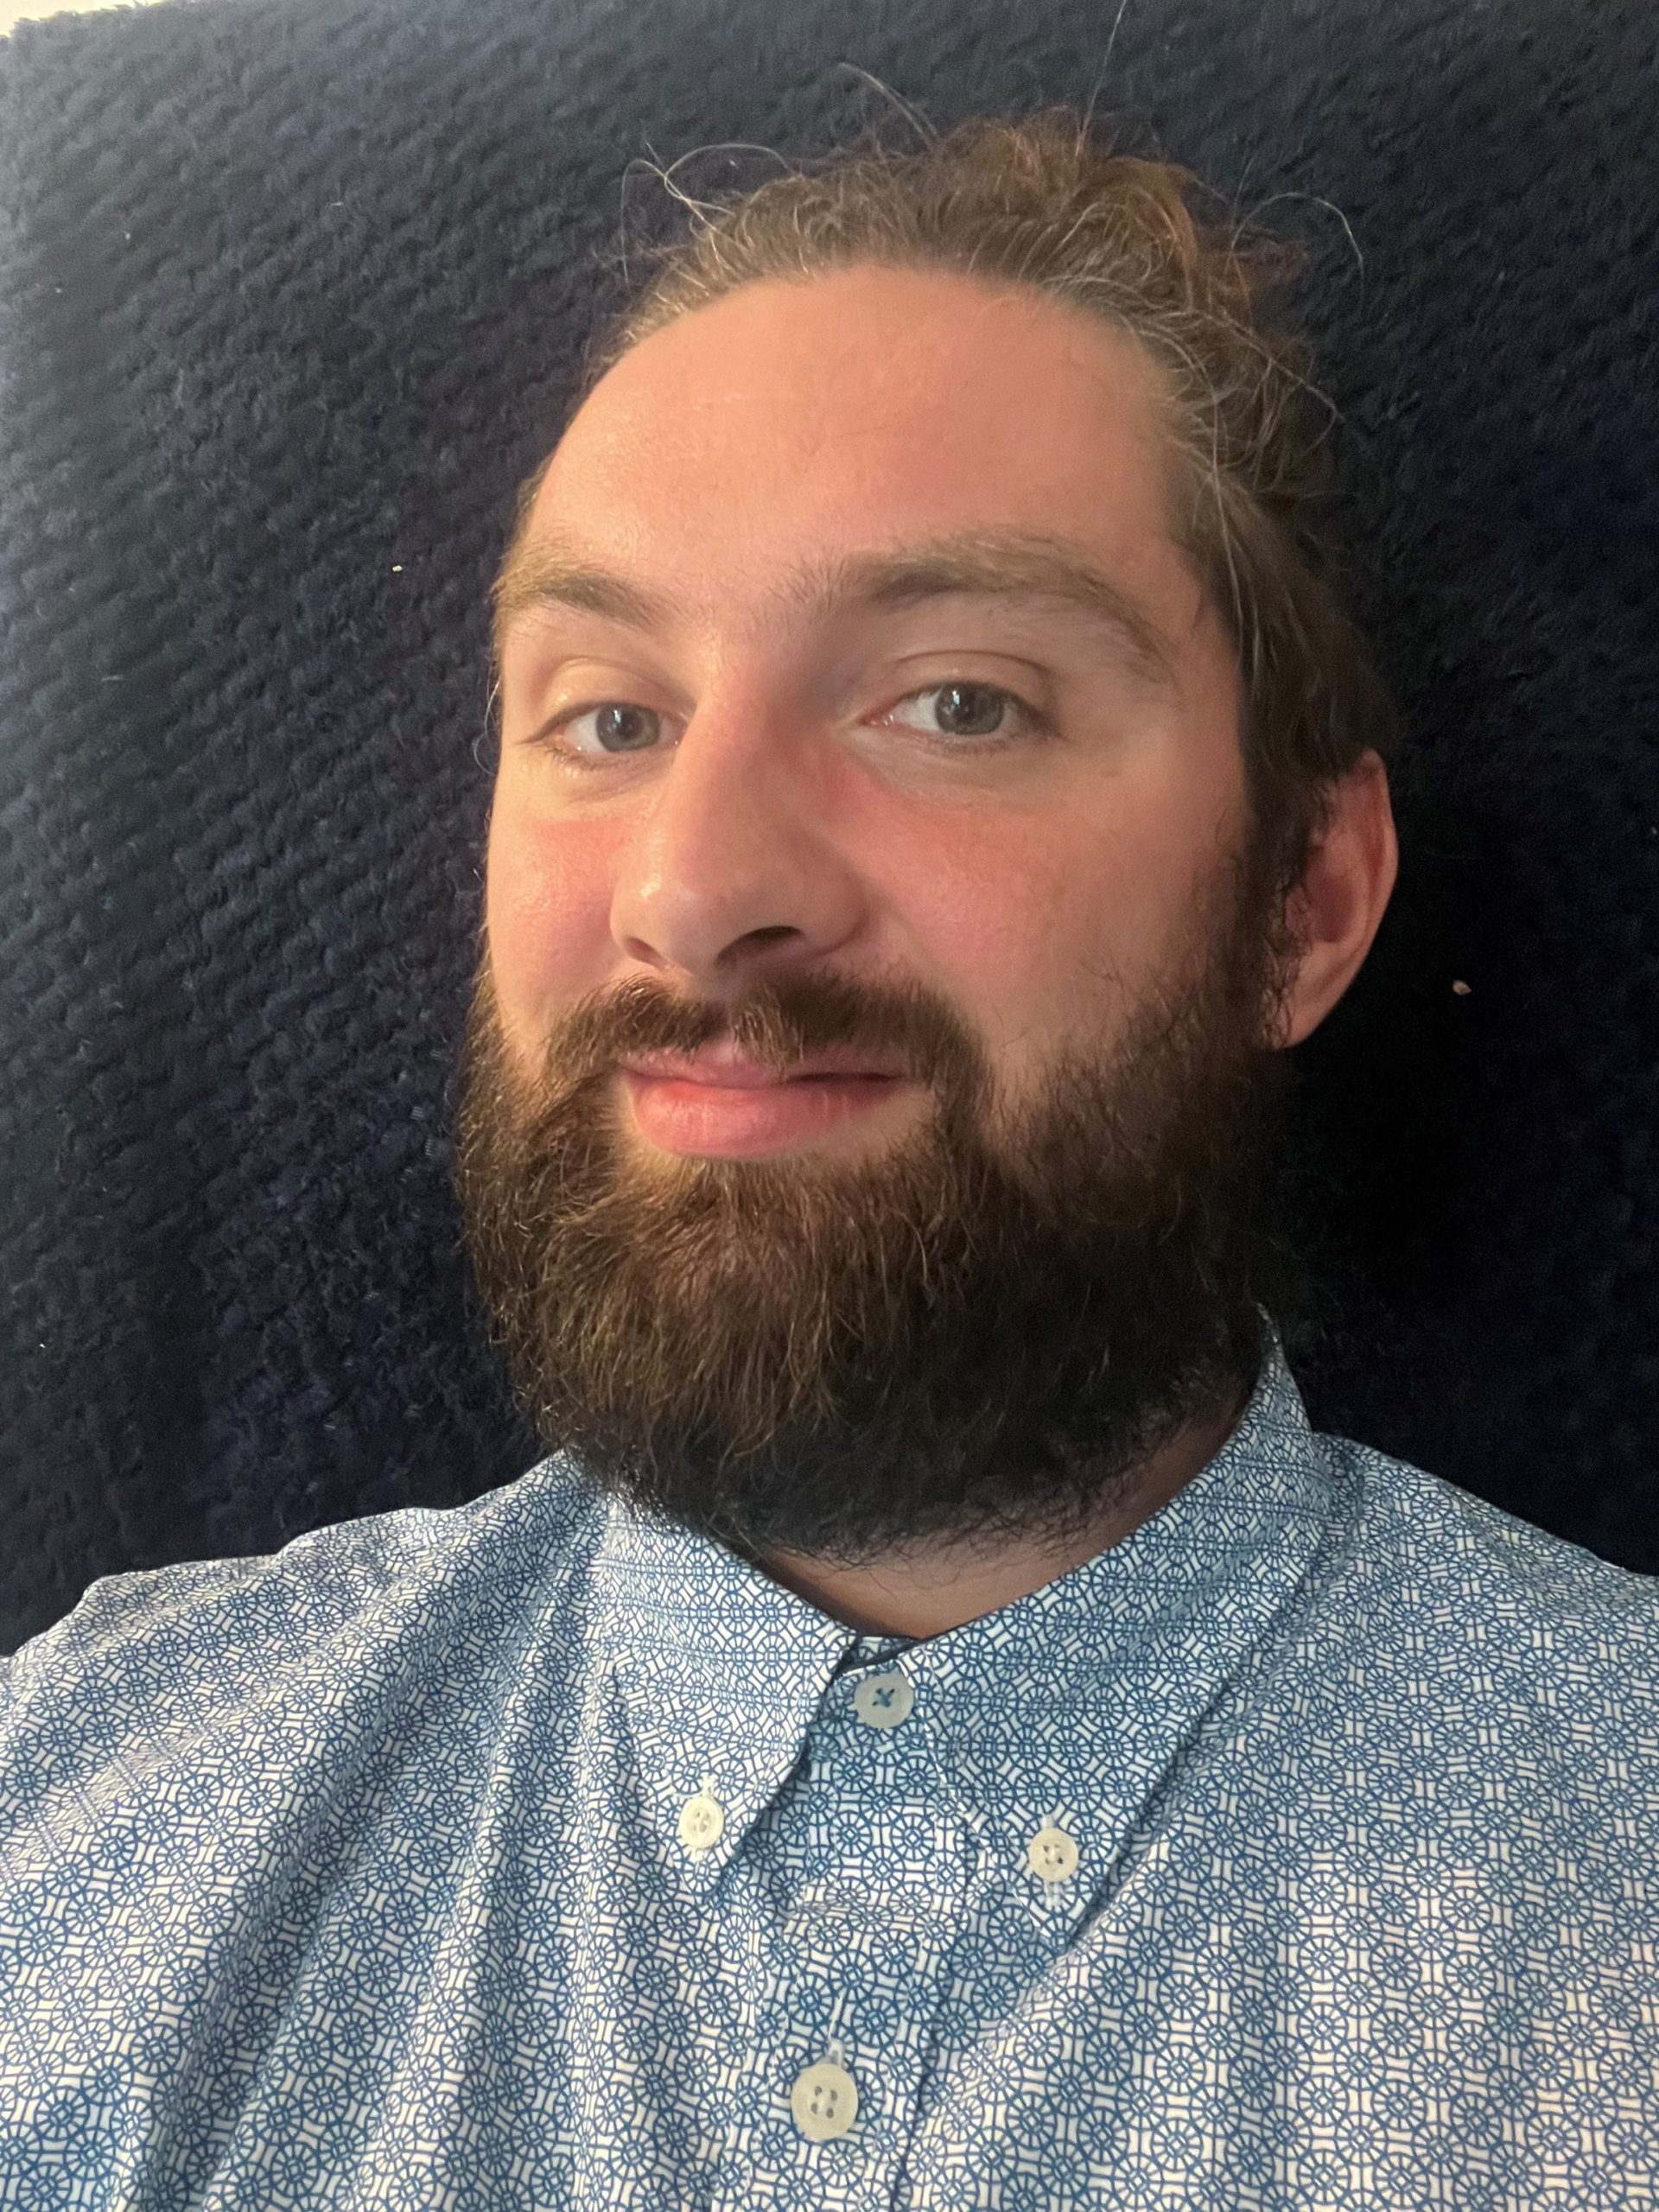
[3,1331,1658,2209]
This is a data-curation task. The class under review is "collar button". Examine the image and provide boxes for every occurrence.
[851,1669,915,1729]
[1026,1822,1080,1885]
[677,1788,726,1852]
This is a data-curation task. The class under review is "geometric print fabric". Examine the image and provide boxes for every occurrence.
[2,1325,1657,2207]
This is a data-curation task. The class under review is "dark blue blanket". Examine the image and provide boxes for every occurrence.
[2,0,1655,1652]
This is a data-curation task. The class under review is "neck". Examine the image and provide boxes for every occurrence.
[755,1376,1253,1640]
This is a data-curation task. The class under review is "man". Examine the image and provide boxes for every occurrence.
[3,110,1656,2209]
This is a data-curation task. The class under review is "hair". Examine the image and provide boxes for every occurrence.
[500,103,1399,914]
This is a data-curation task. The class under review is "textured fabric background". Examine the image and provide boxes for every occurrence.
[0,0,1655,1655]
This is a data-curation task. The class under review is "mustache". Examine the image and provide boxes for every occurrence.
[519,963,988,1110]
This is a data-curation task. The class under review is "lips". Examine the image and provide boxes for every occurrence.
[620,1043,903,1088]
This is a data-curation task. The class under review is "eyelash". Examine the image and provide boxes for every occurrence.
[522,681,1052,773]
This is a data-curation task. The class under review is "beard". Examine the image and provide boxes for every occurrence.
[453,826,1313,1569]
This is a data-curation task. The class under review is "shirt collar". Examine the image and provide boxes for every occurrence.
[588,1319,1339,1885]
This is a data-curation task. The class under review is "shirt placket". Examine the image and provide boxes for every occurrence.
[700,1651,977,2210]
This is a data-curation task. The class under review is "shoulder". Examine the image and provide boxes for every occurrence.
[1321,1424,1659,1646]
[1291,1424,1659,1799]
[0,1454,607,1812]
[1171,1405,1659,1906]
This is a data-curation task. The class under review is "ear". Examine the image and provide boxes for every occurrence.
[1275,750,1399,1049]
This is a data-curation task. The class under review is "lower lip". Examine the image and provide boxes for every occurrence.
[620,1070,909,1158]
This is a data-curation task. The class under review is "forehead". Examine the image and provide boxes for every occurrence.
[513,264,1191,632]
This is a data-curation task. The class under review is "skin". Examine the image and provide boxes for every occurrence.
[483,262,1398,1637]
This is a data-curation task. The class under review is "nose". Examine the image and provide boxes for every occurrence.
[608,692,868,990]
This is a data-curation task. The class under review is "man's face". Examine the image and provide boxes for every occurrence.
[456,263,1307,1563]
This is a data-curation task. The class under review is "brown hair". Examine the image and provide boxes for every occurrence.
[500,105,1398,911]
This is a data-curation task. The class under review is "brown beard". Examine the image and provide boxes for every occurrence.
[452,826,1311,1566]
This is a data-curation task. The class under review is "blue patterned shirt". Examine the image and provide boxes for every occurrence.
[3,1332,1659,2209]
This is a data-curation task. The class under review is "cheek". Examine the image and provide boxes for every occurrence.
[876,809,1122,1080]
[890,779,1229,1077]
[484,795,618,1020]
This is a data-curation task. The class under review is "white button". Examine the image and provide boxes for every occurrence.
[1026,1822,1080,1883]
[677,1789,725,1851]
[852,1670,914,1729]
[791,2057,859,2140]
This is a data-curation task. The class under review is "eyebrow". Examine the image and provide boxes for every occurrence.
[491,524,1183,695]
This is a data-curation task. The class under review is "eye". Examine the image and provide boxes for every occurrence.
[522,677,1049,772]
[535,701,666,764]
[880,681,1046,747]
